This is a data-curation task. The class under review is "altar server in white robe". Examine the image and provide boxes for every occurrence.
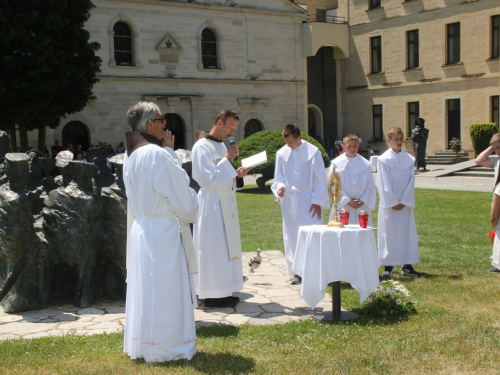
[272,124,330,285]
[328,134,376,226]
[192,109,250,309]
[377,127,420,277]
[123,102,199,362]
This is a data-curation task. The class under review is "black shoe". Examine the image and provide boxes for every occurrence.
[205,297,238,308]
[382,266,393,277]
[488,267,500,273]
[401,265,419,276]
[290,275,302,285]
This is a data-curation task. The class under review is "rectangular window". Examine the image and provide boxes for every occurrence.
[371,36,382,73]
[446,22,460,65]
[373,105,383,140]
[408,102,420,135]
[407,30,419,69]
[369,0,381,9]
[492,15,500,59]
[493,96,499,129]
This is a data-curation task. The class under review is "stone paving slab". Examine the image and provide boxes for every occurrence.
[0,251,334,342]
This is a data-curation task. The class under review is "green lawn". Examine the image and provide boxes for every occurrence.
[1,187,499,374]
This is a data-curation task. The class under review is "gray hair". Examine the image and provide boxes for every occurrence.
[126,102,160,133]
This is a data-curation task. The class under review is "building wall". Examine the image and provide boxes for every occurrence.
[338,0,499,154]
[32,0,307,150]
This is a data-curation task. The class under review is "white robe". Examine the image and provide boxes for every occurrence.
[493,184,500,269]
[328,153,376,226]
[376,149,419,266]
[271,140,330,274]
[123,144,198,362]
[192,138,243,299]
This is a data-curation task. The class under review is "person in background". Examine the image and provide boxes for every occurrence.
[475,133,500,273]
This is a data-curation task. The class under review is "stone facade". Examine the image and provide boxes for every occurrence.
[30,0,307,151]
[337,0,499,155]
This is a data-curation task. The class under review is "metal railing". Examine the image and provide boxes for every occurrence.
[305,14,347,25]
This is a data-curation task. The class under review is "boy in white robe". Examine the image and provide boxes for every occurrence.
[328,134,376,226]
[192,109,250,308]
[377,127,420,277]
[272,124,330,285]
[123,102,199,362]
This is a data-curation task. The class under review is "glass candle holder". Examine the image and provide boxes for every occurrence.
[339,209,350,225]
[358,210,369,228]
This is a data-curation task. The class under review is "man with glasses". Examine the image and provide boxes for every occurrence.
[123,101,199,362]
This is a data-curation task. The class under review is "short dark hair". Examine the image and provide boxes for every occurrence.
[282,124,300,138]
[215,109,239,125]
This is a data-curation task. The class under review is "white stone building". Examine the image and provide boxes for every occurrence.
[39,0,314,151]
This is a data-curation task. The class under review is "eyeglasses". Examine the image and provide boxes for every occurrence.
[152,117,166,124]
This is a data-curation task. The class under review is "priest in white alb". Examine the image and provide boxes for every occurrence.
[123,102,199,362]
[192,109,250,309]
[272,124,330,285]
[328,133,376,226]
[377,127,420,277]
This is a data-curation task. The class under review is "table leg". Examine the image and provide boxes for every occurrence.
[318,281,359,321]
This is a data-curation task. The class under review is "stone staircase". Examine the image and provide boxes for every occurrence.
[451,165,494,178]
[426,150,470,165]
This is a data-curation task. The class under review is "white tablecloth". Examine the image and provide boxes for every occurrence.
[292,224,380,309]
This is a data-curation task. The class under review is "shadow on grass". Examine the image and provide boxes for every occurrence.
[150,352,255,374]
[237,186,273,195]
[318,311,416,327]
[196,324,240,338]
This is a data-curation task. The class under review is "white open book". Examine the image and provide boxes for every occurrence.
[241,151,267,169]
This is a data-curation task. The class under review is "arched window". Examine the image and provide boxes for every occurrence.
[113,22,132,66]
[164,113,185,150]
[201,28,218,69]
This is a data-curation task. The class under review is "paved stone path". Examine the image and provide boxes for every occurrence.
[0,251,332,341]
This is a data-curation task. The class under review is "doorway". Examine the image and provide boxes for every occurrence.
[164,113,185,150]
[446,99,461,147]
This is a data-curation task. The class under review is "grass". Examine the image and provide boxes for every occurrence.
[1,186,499,374]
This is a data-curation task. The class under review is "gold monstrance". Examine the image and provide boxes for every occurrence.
[327,165,344,228]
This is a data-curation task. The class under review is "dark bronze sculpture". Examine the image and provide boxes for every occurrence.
[412,117,429,171]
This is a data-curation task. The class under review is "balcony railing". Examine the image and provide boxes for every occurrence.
[305,14,347,25]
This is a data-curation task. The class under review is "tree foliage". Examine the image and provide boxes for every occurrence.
[469,123,497,157]
[0,0,102,150]
[232,130,331,182]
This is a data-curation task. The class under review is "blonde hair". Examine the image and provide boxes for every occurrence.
[489,133,500,145]
[387,127,404,139]
[342,133,359,143]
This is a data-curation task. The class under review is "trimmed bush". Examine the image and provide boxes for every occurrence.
[232,130,331,187]
[470,123,497,157]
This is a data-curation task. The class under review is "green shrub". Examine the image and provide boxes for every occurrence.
[470,123,497,157]
[232,130,331,186]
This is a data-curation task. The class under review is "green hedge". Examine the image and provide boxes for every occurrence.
[470,123,497,157]
[231,130,331,181]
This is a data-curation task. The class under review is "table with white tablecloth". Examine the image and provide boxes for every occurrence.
[292,224,380,320]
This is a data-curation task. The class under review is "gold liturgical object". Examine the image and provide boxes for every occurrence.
[327,165,344,228]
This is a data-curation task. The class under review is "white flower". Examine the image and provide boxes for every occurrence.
[396,298,402,305]
[382,310,386,315]
[390,290,396,296]
[367,297,372,303]
[390,310,393,314]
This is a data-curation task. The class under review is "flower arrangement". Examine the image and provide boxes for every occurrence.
[361,280,417,317]
[449,138,463,154]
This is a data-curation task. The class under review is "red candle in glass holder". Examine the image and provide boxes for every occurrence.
[358,210,369,228]
[339,209,349,225]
